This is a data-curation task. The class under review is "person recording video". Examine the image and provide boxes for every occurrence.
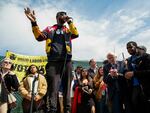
[24,7,79,113]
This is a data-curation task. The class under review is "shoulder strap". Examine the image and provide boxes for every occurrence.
[1,77,9,94]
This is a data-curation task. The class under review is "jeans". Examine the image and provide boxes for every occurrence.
[45,61,72,113]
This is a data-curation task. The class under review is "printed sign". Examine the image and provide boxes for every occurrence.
[5,51,47,81]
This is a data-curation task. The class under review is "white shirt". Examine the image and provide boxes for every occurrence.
[28,74,39,95]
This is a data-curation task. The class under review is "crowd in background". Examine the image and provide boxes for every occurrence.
[0,41,150,113]
[70,41,150,113]
[69,41,150,113]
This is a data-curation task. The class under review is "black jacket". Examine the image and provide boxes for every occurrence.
[88,68,97,79]
[0,71,19,103]
[134,53,150,99]
[103,62,126,100]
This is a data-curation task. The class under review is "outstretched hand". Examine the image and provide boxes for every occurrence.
[24,7,36,22]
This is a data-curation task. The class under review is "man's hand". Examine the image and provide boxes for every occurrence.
[34,95,41,101]
[66,16,73,23]
[26,94,32,101]
[109,68,118,77]
[24,7,36,22]
[125,71,134,79]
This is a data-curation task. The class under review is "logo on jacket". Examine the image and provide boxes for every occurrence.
[56,29,64,35]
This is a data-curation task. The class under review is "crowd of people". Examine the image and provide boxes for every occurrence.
[70,41,150,113]
[0,7,150,113]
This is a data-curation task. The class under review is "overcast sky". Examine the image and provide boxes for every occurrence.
[0,0,150,61]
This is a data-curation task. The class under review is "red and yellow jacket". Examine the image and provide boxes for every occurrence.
[31,21,79,61]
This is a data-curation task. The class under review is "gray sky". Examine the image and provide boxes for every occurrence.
[0,0,150,61]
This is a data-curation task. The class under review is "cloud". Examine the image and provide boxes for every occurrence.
[0,3,45,55]
[0,0,150,61]
[73,6,150,60]
[132,29,150,45]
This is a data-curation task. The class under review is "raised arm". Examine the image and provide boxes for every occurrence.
[66,17,79,39]
[24,7,47,41]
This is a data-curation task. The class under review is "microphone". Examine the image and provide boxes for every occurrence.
[64,16,73,22]
[33,75,38,83]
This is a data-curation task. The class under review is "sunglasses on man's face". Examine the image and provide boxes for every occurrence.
[4,61,12,64]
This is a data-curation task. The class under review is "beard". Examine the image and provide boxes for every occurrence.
[60,19,66,24]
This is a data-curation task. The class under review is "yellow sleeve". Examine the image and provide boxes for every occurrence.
[32,26,47,41]
[68,22,79,36]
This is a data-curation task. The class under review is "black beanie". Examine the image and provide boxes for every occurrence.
[126,41,137,47]
[56,11,67,18]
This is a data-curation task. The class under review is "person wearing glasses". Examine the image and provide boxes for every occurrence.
[0,58,19,113]
[24,7,79,113]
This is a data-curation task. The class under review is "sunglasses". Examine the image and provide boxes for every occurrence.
[4,61,12,64]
